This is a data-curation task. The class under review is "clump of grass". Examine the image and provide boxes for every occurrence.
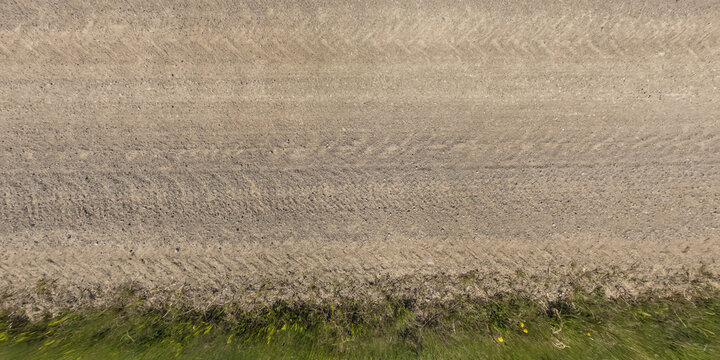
[1,289,719,359]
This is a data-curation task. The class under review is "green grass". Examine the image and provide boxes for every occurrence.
[1,290,719,359]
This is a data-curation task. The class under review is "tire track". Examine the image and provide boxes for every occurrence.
[1,0,720,312]
[2,2,719,64]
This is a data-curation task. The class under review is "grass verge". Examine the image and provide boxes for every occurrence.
[1,289,719,359]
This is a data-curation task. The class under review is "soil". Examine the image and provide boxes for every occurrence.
[1,0,719,315]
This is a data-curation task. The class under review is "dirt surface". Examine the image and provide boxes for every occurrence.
[1,0,719,313]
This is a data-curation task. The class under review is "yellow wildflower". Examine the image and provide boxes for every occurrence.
[498,337,504,343]
[523,329,528,333]
[520,322,524,328]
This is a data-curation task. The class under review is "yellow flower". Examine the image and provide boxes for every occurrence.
[587,332,591,337]
[498,337,504,343]
[523,329,528,333]
[520,322,524,328]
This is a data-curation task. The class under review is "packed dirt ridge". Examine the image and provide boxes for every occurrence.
[1,0,719,313]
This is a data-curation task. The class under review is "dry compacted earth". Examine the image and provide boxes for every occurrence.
[1,0,719,314]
